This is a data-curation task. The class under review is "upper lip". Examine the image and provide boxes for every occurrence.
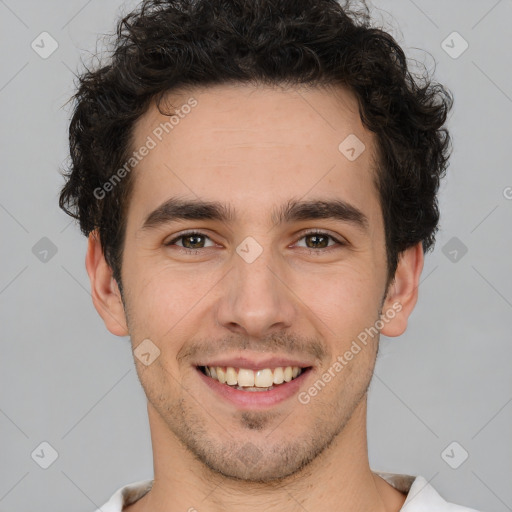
[195,355,314,371]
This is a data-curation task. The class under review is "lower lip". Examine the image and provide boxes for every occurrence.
[196,367,312,409]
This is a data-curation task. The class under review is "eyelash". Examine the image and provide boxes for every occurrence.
[165,229,345,255]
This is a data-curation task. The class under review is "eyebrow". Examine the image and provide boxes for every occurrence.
[139,196,369,233]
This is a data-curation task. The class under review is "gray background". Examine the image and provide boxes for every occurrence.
[0,0,511,510]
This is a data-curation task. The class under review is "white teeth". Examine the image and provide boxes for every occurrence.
[255,369,273,387]
[237,368,255,387]
[273,367,284,384]
[203,365,304,388]
[226,367,237,385]
[216,367,226,384]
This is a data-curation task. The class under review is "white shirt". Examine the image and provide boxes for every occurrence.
[95,471,482,511]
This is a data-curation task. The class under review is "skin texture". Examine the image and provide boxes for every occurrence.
[86,83,424,512]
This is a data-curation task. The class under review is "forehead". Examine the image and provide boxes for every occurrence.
[127,83,380,229]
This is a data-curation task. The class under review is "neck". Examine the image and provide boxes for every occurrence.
[127,396,406,512]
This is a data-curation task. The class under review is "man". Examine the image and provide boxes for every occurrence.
[59,0,481,510]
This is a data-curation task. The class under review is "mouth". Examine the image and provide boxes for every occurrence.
[198,365,309,391]
[195,362,313,409]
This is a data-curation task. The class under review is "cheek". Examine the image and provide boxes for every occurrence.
[298,262,383,337]
[124,261,205,341]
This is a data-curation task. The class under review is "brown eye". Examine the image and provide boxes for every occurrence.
[304,233,330,248]
[165,231,215,249]
[181,234,206,249]
[296,231,342,250]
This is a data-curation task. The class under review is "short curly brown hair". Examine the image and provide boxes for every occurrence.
[59,0,453,295]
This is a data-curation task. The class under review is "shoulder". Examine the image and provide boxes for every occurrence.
[94,480,153,512]
[400,475,482,511]
[374,471,482,512]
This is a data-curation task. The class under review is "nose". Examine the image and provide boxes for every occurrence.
[215,244,296,338]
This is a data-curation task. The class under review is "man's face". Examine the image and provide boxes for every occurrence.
[113,84,392,481]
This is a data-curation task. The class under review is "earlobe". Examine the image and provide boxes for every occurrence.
[85,230,129,337]
[380,242,424,338]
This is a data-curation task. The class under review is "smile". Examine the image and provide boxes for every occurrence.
[198,365,307,391]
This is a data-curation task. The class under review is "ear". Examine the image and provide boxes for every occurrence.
[380,242,424,337]
[85,230,129,337]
